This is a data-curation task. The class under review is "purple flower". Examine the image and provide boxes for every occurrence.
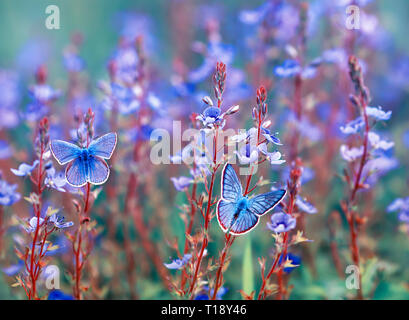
[289,113,322,141]
[387,197,409,224]
[102,82,141,114]
[164,254,192,270]
[267,212,296,233]
[1,260,23,276]
[29,84,61,103]
[197,106,224,128]
[147,93,163,114]
[296,197,317,214]
[111,45,139,84]
[261,127,282,145]
[11,160,39,176]
[171,176,193,192]
[0,140,12,159]
[48,213,74,229]
[188,42,234,84]
[281,166,315,185]
[0,70,20,129]
[340,117,364,135]
[403,130,409,149]
[362,156,398,185]
[63,51,85,72]
[321,48,347,66]
[0,178,21,206]
[239,2,272,25]
[274,60,301,78]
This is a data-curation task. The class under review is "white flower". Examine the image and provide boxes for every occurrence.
[368,132,394,150]
[258,143,285,165]
[235,144,259,165]
[340,145,364,162]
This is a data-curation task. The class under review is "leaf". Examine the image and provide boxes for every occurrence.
[46,206,59,217]
[239,289,255,300]
[293,230,313,245]
[24,193,40,205]
[241,235,254,297]
[283,258,299,269]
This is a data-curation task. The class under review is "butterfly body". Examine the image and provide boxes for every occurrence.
[50,132,117,187]
[217,164,286,235]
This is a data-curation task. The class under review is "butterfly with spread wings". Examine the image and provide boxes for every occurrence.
[217,163,286,235]
[50,132,117,187]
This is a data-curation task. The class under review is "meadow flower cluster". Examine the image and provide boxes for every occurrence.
[0,0,408,301]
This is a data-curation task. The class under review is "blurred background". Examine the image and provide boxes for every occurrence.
[0,0,409,300]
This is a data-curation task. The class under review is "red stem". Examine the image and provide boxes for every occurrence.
[73,182,91,300]
[188,129,220,297]
[27,140,44,300]
[345,95,368,300]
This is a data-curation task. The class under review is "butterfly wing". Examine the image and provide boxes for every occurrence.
[88,156,110,185]
[248,189,286,216]
[229,210,259,235]
[217,199,236,233]
[221,163,243,201]
[65,157,88,187]
[50,140,81,165]
[217,198,260,235]
[88,132,117,159]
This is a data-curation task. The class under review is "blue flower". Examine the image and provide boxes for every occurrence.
[63,51,85,72]
[171,176,193,192]
[1,260,23,276]
[0,70,20,129]
[44,163,67,192]
[261,127,282,145]
[48,213,74,230]
[164,254,192,270]
[340,117,364,135]
[11,160,39,176]
[274,60,301,78]
[197,106,224,128]
[296,197,317,214]
[29,84,61,102]
[235,143,259,165]
[267,212,296,233]
[24,217,45,233]
[388,197,409,224]
[0,140,12,159]
[278,253,301,273]
[0,178,21,206]
[194,286,228,300]
[403,130,409,149]
[188,42,234,84]
[102,82,141,115]
[258,143,285,165]
[48,290,74,300]
[111,45,139,84]
[239,2,272,25]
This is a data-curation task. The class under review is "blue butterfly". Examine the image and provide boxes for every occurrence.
[50,132,117,187]
[217,164,286,235]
